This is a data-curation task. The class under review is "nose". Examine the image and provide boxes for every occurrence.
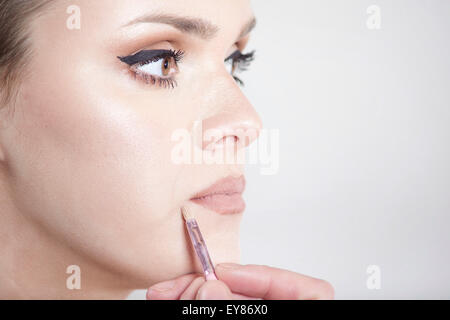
[199,75,262,152]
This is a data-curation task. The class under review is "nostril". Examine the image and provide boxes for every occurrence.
[204,135,239,152]
[215,135,238,148]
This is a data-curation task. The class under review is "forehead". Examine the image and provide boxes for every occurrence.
[36,0,255,54]
[54,0,253,31]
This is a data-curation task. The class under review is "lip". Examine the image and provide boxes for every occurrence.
[190,175,246,215]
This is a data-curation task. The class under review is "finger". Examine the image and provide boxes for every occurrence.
[180,277,260,300]
[232,292,263,300]
[179,276,205,300]
[146,273,200,300]
[146,273,259,300]
[215,263,335,300]
[196,280,234,300]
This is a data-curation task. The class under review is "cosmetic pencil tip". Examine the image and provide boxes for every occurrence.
[181,206,193,221]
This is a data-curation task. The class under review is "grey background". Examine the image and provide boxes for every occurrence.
[130,0,450,299]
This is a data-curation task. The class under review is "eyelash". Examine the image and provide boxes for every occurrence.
[225,50,255,86]
[118,49,255,89]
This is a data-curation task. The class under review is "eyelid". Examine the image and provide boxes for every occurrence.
[117,49,184,66]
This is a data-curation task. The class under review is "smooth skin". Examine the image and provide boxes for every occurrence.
[0,0,334,299]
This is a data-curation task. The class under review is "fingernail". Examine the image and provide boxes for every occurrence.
[148,279,176,292]
[216,263,241,270]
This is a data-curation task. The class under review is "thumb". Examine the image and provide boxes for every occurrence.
[196,280,234,300]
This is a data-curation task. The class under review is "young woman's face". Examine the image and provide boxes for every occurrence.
[1,0,261,288]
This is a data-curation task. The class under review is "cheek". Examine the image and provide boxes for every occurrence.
[7,73,193,281]
[15,79,173,215]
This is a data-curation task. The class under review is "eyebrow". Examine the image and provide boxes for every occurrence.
[123,13,256,41]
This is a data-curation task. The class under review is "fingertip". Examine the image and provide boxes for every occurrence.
[146,273,199,300]
[146,279,176,300]
[196,280,233,300]
[314,279,335,300]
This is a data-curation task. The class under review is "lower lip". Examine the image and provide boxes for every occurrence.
[190,193,245,215]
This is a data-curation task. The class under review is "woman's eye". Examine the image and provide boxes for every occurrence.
[118,49,184,89]
[134,56,177,78]
[224,50,255,86]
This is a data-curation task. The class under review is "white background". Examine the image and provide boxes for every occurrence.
[130,0,450,299]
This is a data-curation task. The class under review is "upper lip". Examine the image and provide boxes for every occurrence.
[191,175,246,200]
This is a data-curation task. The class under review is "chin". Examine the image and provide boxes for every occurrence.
[108,206,243,288]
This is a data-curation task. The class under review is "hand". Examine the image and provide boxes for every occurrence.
[146,263,334,300]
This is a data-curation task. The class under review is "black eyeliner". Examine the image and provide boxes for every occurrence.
[118,49,182,66]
